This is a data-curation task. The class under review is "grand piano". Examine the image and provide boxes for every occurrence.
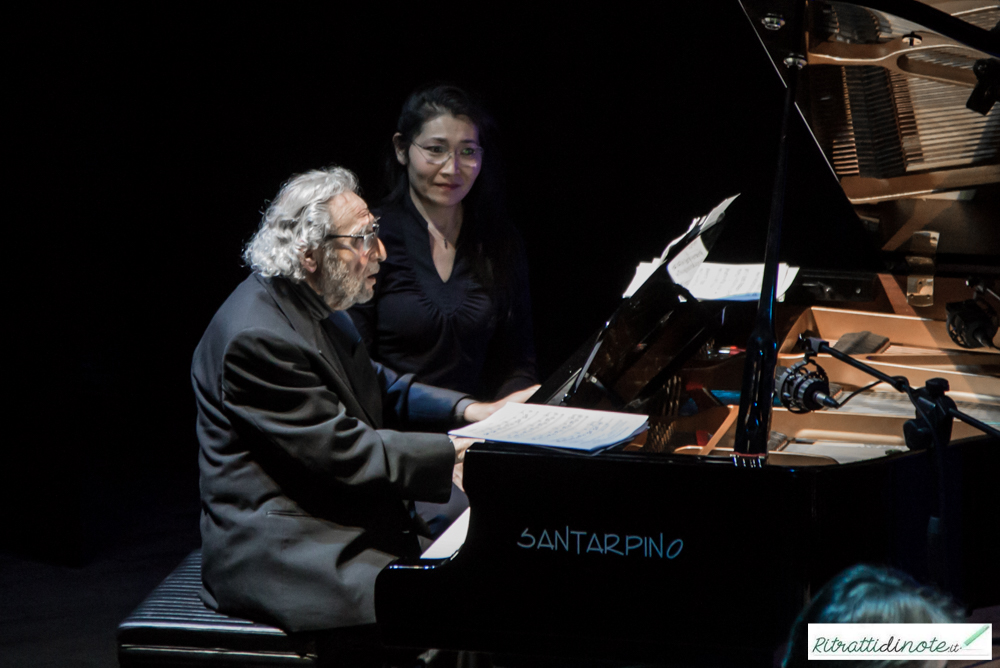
[376,2,999,664]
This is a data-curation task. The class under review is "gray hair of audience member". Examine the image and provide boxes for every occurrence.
[782,564,961,668]
[244,167,360,281]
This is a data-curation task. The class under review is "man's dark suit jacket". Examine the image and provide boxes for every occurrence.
[191,273,465,632]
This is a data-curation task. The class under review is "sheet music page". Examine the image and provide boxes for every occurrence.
[450,403,648,452]
[660,215,705,261]
[685,262,799,301]
[666,236,708,287]
[621,194,739,298]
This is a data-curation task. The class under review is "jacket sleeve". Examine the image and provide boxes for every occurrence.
[220,327,454,502]
[373,360,472,430]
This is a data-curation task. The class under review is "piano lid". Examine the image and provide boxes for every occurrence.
[533,215,731,415]
[740,0,999,275]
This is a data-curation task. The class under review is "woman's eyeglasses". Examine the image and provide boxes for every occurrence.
[412,143,483,167]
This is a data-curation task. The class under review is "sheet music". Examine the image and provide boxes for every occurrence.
[450,403,648,452]
[622,194,739,298]
[685,262,799,301]
[666,236,708,287]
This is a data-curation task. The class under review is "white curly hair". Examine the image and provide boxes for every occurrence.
[244,166,360,280]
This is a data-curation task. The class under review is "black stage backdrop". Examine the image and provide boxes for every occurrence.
[7,4,873,561]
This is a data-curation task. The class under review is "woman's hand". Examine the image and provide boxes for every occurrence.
[462,385,540,423]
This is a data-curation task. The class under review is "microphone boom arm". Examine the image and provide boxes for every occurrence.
[801,336,1000,440]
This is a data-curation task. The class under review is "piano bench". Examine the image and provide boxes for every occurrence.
[117,549,317,667]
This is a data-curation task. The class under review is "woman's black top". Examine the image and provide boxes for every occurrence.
[348,193,537,400]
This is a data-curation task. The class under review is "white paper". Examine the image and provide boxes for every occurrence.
[450,403,648,452]
[685,262,799,301]
[622,194,739,298]
[666,236,708,287]
[660,215,704,263]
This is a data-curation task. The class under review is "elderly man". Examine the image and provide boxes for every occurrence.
[191,166,530,659]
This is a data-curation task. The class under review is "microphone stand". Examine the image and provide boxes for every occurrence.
[799,335,999,592]
[800,337,1000,441]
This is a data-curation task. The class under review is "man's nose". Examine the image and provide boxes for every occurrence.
[371,237,387,262]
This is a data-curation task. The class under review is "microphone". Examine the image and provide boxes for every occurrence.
[946,298,998,349]
[776,360,840,413]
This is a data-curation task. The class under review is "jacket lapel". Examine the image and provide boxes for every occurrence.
[257,275,381,427]
[321,313,384,423]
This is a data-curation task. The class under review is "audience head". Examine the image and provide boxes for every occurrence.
[783,564,961,668]
[244,166,383,310]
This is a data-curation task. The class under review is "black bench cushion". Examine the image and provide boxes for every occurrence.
[117,549,317,666]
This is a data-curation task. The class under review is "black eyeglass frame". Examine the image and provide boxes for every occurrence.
[323,219,381,251]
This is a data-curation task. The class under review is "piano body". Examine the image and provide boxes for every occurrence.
[376,2,999,664]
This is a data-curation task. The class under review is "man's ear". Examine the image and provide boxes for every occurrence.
[393,133,408,166]
[300,247,319,276]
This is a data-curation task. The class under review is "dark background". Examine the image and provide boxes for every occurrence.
[5,1,873,579]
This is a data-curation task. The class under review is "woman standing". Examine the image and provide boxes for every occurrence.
[349,84,537,400]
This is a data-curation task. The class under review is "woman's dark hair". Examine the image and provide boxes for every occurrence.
[782,564,961,668]
[385,83,520,318]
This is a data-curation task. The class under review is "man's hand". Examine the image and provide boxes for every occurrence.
[450,436,481,463]
[449,436,483,492]
[452,386,539,484]
[463,385,540,423]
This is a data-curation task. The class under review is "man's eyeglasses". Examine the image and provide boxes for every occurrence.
[325,219,381,253]
[412,142,484,167]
